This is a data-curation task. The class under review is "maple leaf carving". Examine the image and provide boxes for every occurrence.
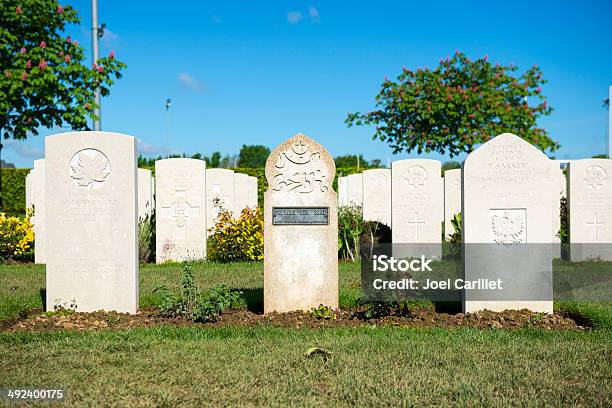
[70,151,110,188]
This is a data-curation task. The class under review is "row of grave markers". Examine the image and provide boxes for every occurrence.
[29,131,611,315]
[26,157,258,265]
[337,156,610,259]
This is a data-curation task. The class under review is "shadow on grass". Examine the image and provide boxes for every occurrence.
[239,288,263,313]
[39,288,46,311]
[433,301,462,314]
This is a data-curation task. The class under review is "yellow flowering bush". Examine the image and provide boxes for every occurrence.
[208,205,263,263]
[0,211,34,261]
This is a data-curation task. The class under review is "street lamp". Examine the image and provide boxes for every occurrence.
[165,98,172,158]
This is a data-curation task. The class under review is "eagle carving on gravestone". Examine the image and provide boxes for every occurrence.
[491,211,525,245]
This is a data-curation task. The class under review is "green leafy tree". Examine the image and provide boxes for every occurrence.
[346,51,556,157]
[204,151,221,168]
[1,0,125,206]
[1,0,126,138]
[334,154,383,169]
[238,145,270,168]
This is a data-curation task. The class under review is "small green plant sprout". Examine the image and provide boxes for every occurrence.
[526,312,547,326]
[311,304,337,320]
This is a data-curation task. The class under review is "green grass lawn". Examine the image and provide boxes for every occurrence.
[1,261,611,406]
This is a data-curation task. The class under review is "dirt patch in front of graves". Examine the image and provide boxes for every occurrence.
[2,306,588,333]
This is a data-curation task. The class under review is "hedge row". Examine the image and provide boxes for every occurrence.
[1,166,366,215]
[0,169,29,216]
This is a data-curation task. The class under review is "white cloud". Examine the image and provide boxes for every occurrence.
[3,139,44,159]
[287,11,302,24]
[177,72,205,91]
[309,6,320,23]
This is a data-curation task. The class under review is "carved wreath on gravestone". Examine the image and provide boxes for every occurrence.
[583,165,608,190]
[404,165,428,188]
[269,135,330,194]
[69,149,111,190]
[491,210,526,245]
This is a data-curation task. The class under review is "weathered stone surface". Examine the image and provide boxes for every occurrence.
[233,172,250,214]
[391,159,442,258]
[33,159,46,264]
[337,176,348,207]
[264,133,338,313]
[138,168,153,219]
[247,176,258,208]
[45,131,138,313]
[568,158,612,261]
[206,168,235,231]
[362,169,391,227]
[347,173,363,208]
[443,169,461,240]
[156,158,207,263]
[463,133,553,313]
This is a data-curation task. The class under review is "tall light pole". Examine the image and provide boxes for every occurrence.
[91,0,102,130]
[608,86,611,158]
[165,98,172,158]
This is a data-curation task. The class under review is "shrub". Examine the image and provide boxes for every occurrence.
[338,205,365,262]
[0,211,34,262]
[0,169,29,216]
[311,304,337,320]
[158,264,244,322]
[138,210,156,263]
[208,202,263,263]
[448,212,462,257]
[558,196,568,244]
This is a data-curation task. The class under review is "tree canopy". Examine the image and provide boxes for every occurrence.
[334,154,382,169]
[238,145,270,168]
[346,51,556,157]
[0,0,126,140]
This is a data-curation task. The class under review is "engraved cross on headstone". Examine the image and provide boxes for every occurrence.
[160,190,200,238]
[407,212,425,241]
[587,213,603,241]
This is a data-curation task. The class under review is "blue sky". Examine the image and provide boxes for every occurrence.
[5,0,612,168]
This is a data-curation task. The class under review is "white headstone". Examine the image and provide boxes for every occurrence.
[32,159,46,264]
[391,159,442,258]
[25,171,33,212]
[347,173,363,208]
[247,176,258,208]
[156,158,207,263]
[444,169,462,240]
[463,133,553,313]
[362,169,391,227]
[233,172,250,215]
[137,168,153,220]
[338,176,348,207]
[568,159,612,261]
[45,131,138,313]
[206,168,235,231]
[264,133,338,313]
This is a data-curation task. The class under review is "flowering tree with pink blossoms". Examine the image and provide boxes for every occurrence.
[346,51,556,156]
[0,0,126,140]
